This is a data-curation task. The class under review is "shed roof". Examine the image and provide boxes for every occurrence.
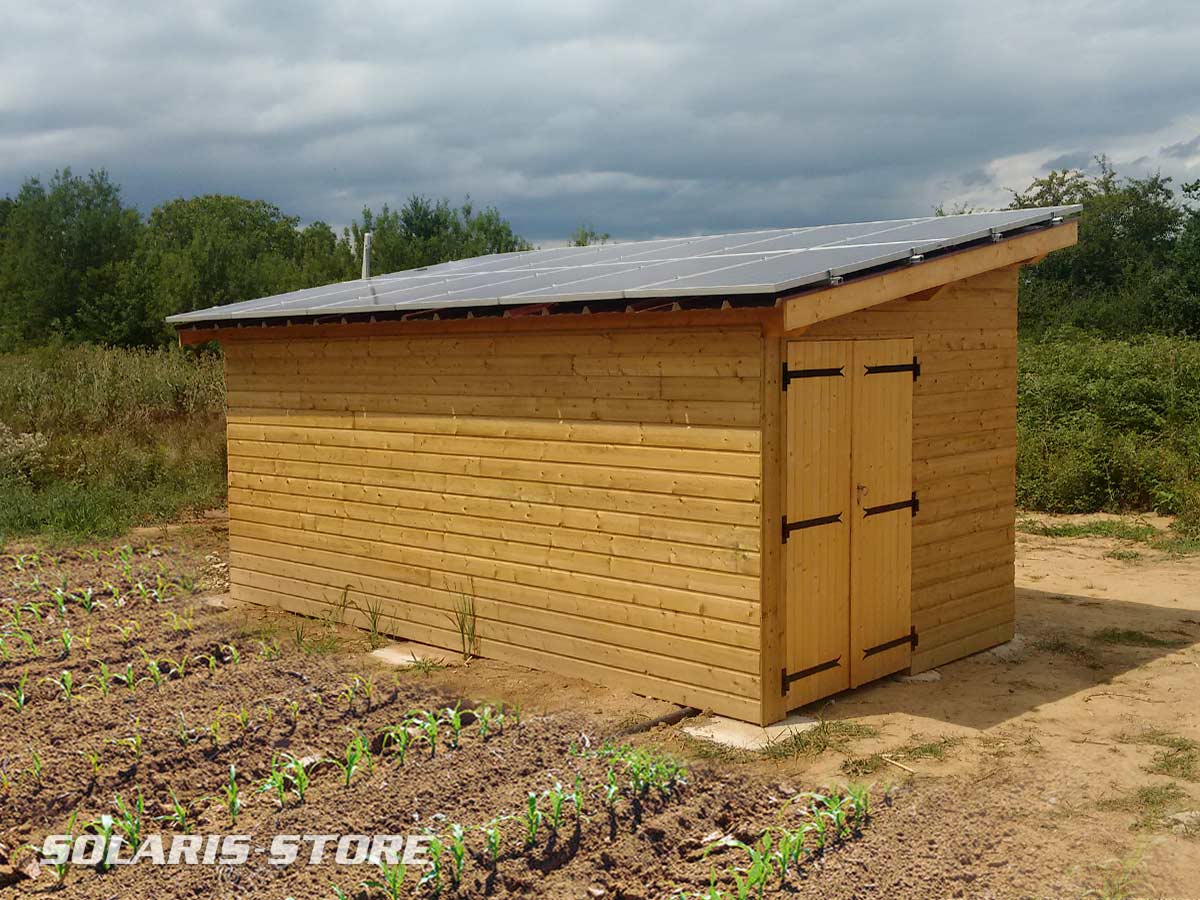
[168,205,1079,327]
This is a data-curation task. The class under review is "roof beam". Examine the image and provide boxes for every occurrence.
[781,220,1077,332]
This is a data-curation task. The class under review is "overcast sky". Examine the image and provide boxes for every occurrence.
[2,1,1198,242]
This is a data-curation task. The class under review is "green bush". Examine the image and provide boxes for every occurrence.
[1017,331,1200,537]
[0,344,226,543]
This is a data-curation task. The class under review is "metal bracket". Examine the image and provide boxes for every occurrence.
[781,657,841,694]
[781,512,842,544]
[781,362,844,391]
[864,356,921,381]
[863,492,919,518]
[863,627,919,659]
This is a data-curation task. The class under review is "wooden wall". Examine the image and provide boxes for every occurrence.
[222,327,766,720]
[797,265,1018,672]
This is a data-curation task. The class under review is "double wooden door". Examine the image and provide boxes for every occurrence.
[782,339,916,708]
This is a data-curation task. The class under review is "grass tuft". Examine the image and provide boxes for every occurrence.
[1090,628,1187,648]
[762,715,878,759]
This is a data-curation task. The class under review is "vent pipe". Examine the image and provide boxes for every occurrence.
[361,232,374,280]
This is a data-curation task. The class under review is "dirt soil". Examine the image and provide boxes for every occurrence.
[1,513,1198,899]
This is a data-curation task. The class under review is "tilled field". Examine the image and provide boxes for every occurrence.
[0,528,1047,899]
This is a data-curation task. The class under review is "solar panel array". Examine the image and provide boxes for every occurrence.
[167,205,1080,325]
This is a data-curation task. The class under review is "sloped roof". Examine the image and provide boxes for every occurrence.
[168,205,1080,326]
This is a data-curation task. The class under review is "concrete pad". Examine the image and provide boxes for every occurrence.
[683,712,819,752]
[369,641,460,668]
[894,669,942,683]
[986,632,1027,662]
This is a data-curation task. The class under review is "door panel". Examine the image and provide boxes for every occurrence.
[849,339,915,686]
[783,341,852,707]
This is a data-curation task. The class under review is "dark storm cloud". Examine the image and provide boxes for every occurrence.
[2,1,1198,241]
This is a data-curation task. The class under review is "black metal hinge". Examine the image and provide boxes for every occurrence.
[781,512,842,544]
[864,355,921,381]
[781,657,841,694]
[781,361,844,391]
[863,492,919,518]
[863,626,919,659]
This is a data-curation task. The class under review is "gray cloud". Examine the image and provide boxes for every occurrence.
[1162,135,1200,159]
[2,0,1199,242]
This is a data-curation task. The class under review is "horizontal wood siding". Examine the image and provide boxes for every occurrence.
[224,328,765,719]
[799,266,1018,670]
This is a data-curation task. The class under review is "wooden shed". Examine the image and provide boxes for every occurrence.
[171,207,1079,725]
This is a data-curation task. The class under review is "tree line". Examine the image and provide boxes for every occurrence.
[2,159,1199,351]
[0,170,533,349]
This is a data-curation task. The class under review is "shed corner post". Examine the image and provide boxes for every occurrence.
[757,326,788,726]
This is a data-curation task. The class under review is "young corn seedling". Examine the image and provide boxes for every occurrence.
[44,812,79,885]
[329,734,371,788]
[259,757,290,809]
[56,627,73,659]
[44,670,74,704]
[845,783,870,828]
[380,723,413,766]
[2,673,30,711]
[161,654,187,679]
[194,651,219,673]
[772,828,806,882]
[0,638,10,662]
[111,730,143,763]
[114,662,139,694]
[158,788,195,833]
[821,793,851,841]
[475,704,495,741]
[86,814,118,873]
[141,650,165,688]
[444,823,467,888]
[523,792,544,847]
[482,818,504,868]
[76,587,98,613]
[441,703,465,749]
[284,698,301,721]
[220,643,241,665]
[164,609,194,633]
[114,620,140,644]
[51,587,69,617]
[257,638,281,661]
[14,628,37,657]
[80,747,103,777]
[27,746,44,786]
[804,809,829,853]
[728,833,776,900]
[361,858,407,900]
[223,766,242,824]
[603,766,620,809]
[546,782,567,833]
[90,662,115,697]
[282,753,312,805]
[113,789,146,849]
[418,834,444,896]
[413,709,439,758]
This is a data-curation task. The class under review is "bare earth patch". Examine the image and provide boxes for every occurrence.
[2,512,1199,897]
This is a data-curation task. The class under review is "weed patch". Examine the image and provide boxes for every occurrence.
[1091,628,1187,648]
[1098,783,1189,830]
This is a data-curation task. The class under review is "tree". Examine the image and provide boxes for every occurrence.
[569,224,610,246]
[131,195,305,340]
[0,169,142,348]
[346,195,531,276]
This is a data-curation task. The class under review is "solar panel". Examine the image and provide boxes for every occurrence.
[167,206,1080,324]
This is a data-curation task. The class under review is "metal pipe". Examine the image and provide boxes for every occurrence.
[361,232,373,280]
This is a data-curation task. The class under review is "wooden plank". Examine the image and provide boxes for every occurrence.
[227,438,759,502]
[230,583,760,719]
[228,502,760,601]
[230,536,757,650]
[228,485,760,576]
[783,340,853,707]
[758,335,786,725]
[228,517,760,625]
[849,339,915,687]
[228,454,761,527]
[782,222,1076,330]
[225,389,761,428]
[227,422,760,478]
[227,471,761,550]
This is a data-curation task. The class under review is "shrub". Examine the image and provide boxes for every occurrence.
[1017,331,1200,537]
